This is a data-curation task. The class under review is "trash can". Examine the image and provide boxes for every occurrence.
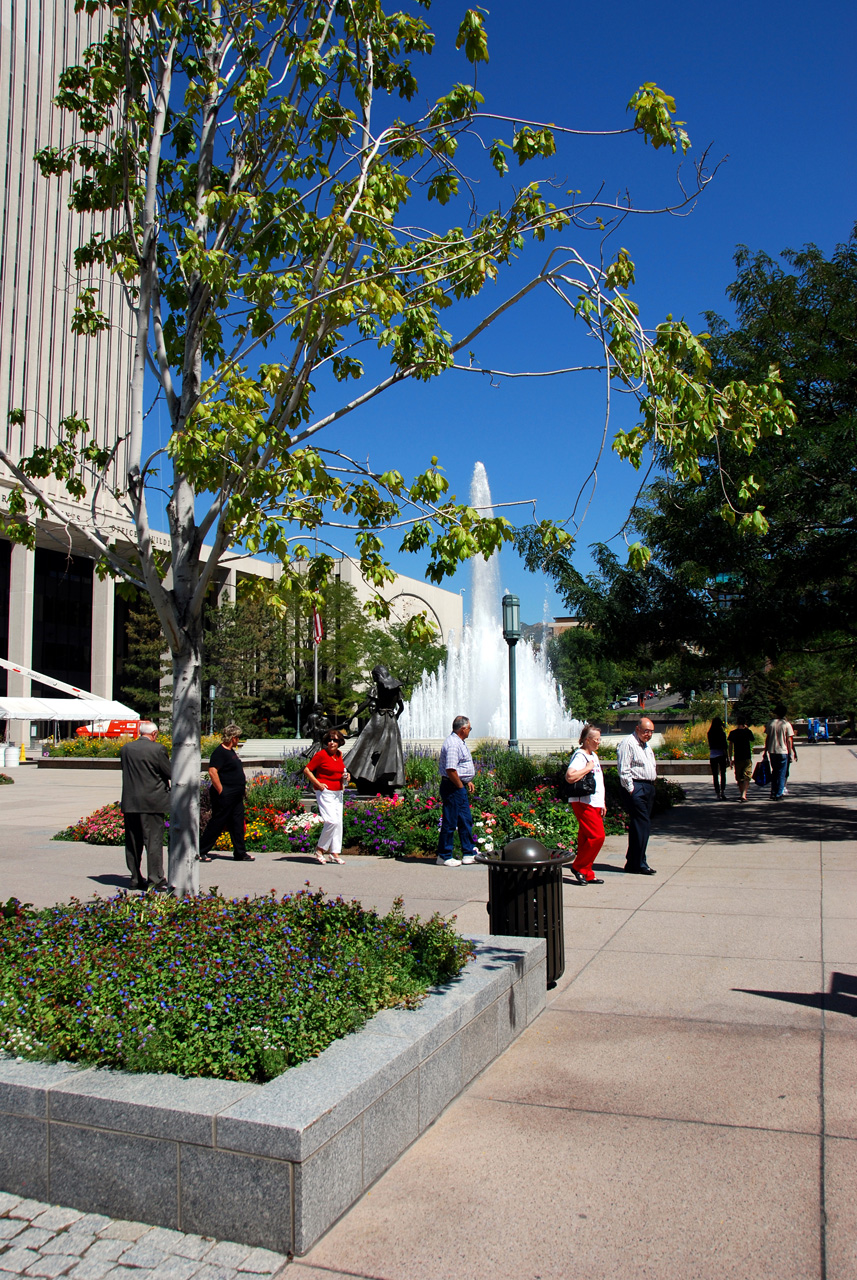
[476,838,575,986]
[4,745,19,769]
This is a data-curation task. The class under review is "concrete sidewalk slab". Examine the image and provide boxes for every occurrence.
[603,909,821,961]
[636,883,821,918]
[468,1011,822,1134]
[823,1030,857,1139]
[300,1096,821,1280]
[825,1139,857,1280]
[823,918,857,963]
[548,951,825,1026]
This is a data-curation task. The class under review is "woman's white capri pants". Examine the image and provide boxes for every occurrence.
[314,788,344,852]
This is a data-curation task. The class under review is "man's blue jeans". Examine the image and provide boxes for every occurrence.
[769,753,788,798]
[438,778,476,859]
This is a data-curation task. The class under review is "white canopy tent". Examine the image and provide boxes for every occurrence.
[0,698,137,721]
[0,659,138,737]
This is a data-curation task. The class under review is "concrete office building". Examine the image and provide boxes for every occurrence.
[0,0,461,741]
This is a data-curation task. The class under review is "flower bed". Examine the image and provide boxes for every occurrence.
[54,752,684,856]
[0,890,471,1082]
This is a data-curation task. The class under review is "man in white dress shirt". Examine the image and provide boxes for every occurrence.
[616,716,658,874]
[437,715,477,867]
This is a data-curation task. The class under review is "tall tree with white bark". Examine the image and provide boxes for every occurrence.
[0,0,793,893]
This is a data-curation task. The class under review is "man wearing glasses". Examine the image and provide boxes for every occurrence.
[616,717,658,875]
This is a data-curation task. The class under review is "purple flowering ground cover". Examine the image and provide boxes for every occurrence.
[0,891,472,1082]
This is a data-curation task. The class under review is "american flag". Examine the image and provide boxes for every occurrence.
[312,607,324,646]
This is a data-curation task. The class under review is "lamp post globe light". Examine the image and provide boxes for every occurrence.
[295,691,302,738]
[502,593,521,754]
[208,683,216,737]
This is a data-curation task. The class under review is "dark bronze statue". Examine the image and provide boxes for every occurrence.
[302,702,351,758]
[344,665,405,796]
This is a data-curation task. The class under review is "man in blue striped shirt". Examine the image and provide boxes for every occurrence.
[437,715,477,867]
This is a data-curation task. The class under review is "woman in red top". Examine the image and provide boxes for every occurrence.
[303,730,350,864]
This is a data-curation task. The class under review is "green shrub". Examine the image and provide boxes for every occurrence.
[471,744,541,792]
[0,773,13,785]
[0,891,473,1082]
[50,734,221,758]
[403,746,439,788]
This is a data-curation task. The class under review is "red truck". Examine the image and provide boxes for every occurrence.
[75,720,141,739]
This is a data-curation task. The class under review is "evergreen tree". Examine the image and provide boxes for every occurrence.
[119,595,166,724]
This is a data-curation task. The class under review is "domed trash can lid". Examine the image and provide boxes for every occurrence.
[475,838,575,867]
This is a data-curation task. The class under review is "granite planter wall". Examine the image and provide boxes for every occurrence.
[0,934,545,1255]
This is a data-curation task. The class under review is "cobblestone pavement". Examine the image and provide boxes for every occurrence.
[0,1196,288,1280]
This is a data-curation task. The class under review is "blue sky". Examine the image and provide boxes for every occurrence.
[335,0,857,623]
[149,0,855,626]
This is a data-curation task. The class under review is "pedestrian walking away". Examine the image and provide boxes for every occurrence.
[616,717,658,874]
[304,730,350,864]
[566,723,606,883]
[708,716,729,800]
[728,717,756,802]
[199,724,254,862]
[437,715,477,867]
[119,720,171,890]
[765,704,795,800]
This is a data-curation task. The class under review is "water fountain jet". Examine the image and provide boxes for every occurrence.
[400,463,582,740]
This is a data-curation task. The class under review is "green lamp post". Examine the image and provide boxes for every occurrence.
[502,593,521,754]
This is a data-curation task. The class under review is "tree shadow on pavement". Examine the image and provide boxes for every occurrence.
[735,971,857,1017]
[88,873,138,891]
[653,790,857,844]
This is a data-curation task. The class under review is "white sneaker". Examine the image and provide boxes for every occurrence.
[461,855,478,864]
[436,856,462,867]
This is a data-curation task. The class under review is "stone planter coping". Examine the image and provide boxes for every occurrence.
[0,934,545,1256]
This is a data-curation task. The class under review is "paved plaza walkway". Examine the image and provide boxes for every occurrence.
[0,746,855,1278]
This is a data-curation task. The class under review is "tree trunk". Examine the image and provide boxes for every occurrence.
[168,629,203,897]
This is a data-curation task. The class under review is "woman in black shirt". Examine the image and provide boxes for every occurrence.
[199,723,254,862]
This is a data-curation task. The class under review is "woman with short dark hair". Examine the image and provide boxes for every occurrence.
[304,730,350,864]
[199,724,254,862]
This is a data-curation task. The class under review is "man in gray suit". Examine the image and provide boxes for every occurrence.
[119,721,171,890]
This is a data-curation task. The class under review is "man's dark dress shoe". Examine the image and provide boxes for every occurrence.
[128,880,145,891]
[582,877,605,884]
[624,865,656,875]
[233,853,255,862]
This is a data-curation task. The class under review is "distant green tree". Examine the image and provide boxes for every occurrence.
[547,628,618,720]
[367,622,446,702]
[119,595,166,724]
[202,595,292,735]
[733,670,791,724]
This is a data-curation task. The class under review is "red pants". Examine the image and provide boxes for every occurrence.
[571,802,605,880]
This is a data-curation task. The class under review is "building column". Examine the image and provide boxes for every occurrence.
[90,573,115,699]
[7,543,35,744]
[219,567,237,605]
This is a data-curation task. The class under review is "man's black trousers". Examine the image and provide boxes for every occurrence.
[622,780,656,869]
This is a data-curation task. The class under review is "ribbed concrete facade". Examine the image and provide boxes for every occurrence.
[0,0,135,729]
[0,0,133,517]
